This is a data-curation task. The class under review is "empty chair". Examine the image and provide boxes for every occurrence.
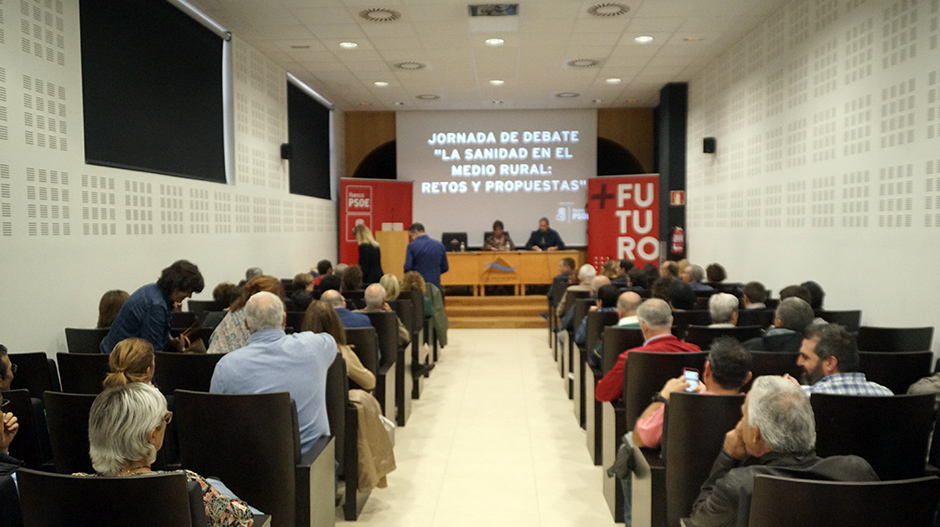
[43,391,97,473]
[1,389,48,469]
[174,389,334,527]
[17,468,198,527]
[9,352,60,398]
[811,393,936,480]
[152,352,224,394]
[664,392,744,527]
[857,351,933,395]
[855,326,934,352]
[56,352,110,394]
[736,309,775,328]
[64,327,110,354]
[684,325,763,350]
[748,474,940,527]
[814,310,862,333]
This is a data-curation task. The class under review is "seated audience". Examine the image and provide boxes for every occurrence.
[626,266,648,291]
[87,383,255,526]
[574,284,620,346]
[0,345,14,392]
[401,271,448,349]
[741,282,767,309]
[778,284,812,305]
[588,292,642,368]
[301,301,396,491]
[611,259,633,287]
[288,272,315,312]
[103,338,155,388]
[560,274,609,332]
[705,263,727,287]
[401,272,434,317]
[595,299,702,402]
[313,259,333,285]
[101,260,204,353]
[650,275,675,301]
[682,264,714,292]
[379,274,401,300]
[792,324,892,395]
[743,298,814,352]
[203,282,241,330]
[317,274,342,295]
[547,258,577,306]
[342,265,364,293]
[245,267,263,282]
[708,293,739,327]
[354,283,411,347]
[321,290,372,329]
[601,259,620,281]
[208,276,284,355]
[801,280,825,310]
[97,290,129,328]
[667,279,696,310]
[660,260,679,278]
[555,264,597,319]
[211,292,336,455]
[690,376,878,527]
[642,264,660,288]
[0,392,21,508]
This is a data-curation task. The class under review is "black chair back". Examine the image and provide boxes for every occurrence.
[285,311,306,334]
[748,475,940,527]
[345,289,366,309]
[170,311,198,329]
[56,352,110,394]
[736,309,775,328]
[624,351,707,430]
[744,352,801,391]
[664,392,744,527]
[9,352,60,398]
[815,310,862,332]
[325,353,361,519]
[684,325,763,350]
[17,468,195,527]
[571,298,593,341]
[187,299,224,313]
[585,310,620,355]
[174,390,298,527]
[64,327,110,353]
[600,326,645,374]
[364,311,400,366]
[811,393,936,480]
[670,310,711,338]
[153,352,224,394]
[345,327,380,376]
[857,351,933,395]
[856,326,934,351]
[0,389,46,469]
[43,391,97,473]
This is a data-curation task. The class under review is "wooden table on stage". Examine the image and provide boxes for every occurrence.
[441,250,579,296]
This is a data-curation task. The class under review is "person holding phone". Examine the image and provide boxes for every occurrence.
[633,338,754,449]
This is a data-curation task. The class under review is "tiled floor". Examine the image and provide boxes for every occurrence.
[339,328,618,527]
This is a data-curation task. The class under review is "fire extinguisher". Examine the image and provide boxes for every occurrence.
[671,226,684,255]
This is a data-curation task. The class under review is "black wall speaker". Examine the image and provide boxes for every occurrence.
[280,143,293,160]
[703,137,716,154]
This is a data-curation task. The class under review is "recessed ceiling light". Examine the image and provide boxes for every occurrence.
[683,37,705,42]
[567,58,599,68]
[626,99,638,103]
[359,8,401,22]
[339,42,358,49]
[592,99,602,103]
[394,102,405,106]
[556,92,580,98]
[492,100,504,105]
[395,61,426,70]
[634,35,654,44]
[359,102,372,107]
[416,94,440,100]
[374,81,389,87]
[290,45,311,49]
[489,79,505,86]
[485,38,505,46]
[605,78,622,84]
[587,3,630,17]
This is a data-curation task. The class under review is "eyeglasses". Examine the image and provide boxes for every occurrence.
[163,411,173,425]
[8,364,16,374]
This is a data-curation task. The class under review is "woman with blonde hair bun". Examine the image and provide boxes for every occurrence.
[103,338,155,388]
[379,274,401,300]
[353,224,384,285]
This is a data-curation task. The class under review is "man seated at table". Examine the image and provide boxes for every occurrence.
[595,299,701,402]
[690,376,878,527]
[524,217,566,251]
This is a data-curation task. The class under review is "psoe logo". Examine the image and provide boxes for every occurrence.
[571,208,588,220]
[555,207,567,223]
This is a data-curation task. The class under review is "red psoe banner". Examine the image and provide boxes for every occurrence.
[586,175,660,271]
[339,179,413,265]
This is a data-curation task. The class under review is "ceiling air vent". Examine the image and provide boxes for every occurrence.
[587,3,630,17]
[359,8,402,22]
[567,59,599,68]
[468,4,519,16]
[395,62,426,71]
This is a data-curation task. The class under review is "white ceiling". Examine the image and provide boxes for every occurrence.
[189,0,788,111]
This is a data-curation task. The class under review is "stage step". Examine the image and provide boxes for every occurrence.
[445,295,548,329]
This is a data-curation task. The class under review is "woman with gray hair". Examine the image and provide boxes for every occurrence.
[86,383,255,527]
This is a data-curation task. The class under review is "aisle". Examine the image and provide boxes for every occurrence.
[339,328,617,527]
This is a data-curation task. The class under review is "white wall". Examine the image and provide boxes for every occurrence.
[0,2,338,353]
[686,0,940,350]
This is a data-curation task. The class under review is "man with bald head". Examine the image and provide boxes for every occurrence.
[321,289,372,330]
[595,298,701,401]
[588,291,643,368]
[353,283,411,346]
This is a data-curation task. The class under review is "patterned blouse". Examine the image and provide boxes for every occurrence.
[208,308,250,354]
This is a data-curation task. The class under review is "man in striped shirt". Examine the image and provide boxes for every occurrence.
[790,323,893,396]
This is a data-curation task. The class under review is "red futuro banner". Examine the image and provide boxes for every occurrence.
[339,179,413,265]
[586,175,660,271]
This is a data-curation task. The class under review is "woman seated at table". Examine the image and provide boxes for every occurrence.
[301,301,395,492]
[103,337,155,388]
[87,383,255,526]
[483,220,515,251]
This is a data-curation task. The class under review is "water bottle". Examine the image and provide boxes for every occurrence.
[460,241,465,252]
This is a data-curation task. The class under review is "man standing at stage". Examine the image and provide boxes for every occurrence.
[404,222,449,290]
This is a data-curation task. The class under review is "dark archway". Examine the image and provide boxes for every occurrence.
[352,140,397,179]
[596,137,645,176]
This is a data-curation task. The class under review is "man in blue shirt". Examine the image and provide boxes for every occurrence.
[210,291,337,455]
[321,290,372,329]
[524,217,566,251]
[404,222,449,289]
